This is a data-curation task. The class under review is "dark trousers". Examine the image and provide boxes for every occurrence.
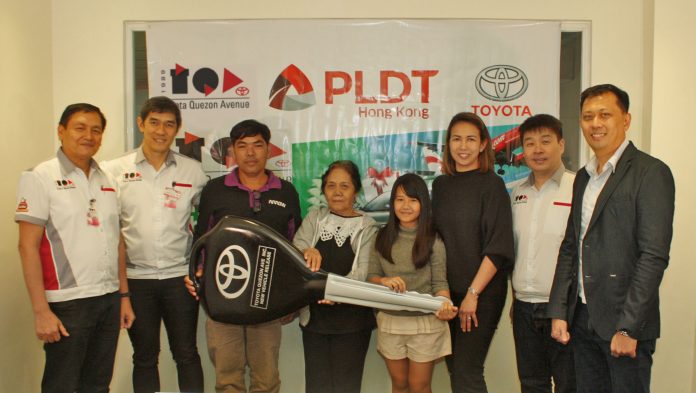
[127,277,203,393]
[42,292,120,393]
[446,289,507,393]
[571,302,655,393]
[512,300,576,393]
[302,329,372,393]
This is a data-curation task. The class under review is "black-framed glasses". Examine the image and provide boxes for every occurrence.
[252,191,262,213]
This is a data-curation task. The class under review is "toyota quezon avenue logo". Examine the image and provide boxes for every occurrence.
[475,65,528,102]
[215,245,251,299]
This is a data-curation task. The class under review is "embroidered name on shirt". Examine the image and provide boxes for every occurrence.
[122,172,143,182]
[268,200,286,208]
[55,179,76,190]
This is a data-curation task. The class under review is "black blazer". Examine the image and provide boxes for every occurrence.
[547,142,675,341]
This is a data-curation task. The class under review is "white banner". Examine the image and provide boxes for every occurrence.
[146,19,560,215]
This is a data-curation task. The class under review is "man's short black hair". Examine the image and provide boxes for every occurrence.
[229,119,271,145]
[59,103,106,129]
[519,114,563,141]
[580,84,630,113]
[139,96,181,127]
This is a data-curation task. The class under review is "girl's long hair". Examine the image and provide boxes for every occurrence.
[374,173,436,269]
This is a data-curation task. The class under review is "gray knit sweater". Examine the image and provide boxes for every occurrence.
[368,227,449,315]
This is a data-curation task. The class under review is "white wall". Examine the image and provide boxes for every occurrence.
[650,0,696,392]
[3,0,693,391]
[0,1,54,392]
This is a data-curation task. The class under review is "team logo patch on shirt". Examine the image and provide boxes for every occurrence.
[122,172,143,182]
[268,199,286,208]
[16,198,28,212]
[55,179,76,190]
[513,194,528,205]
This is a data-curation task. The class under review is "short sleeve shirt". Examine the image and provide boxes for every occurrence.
[102,148,208,279]
[511,166,574,303]
[15,149,120,302]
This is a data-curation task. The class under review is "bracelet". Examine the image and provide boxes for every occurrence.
[467,287,480,298]
[119,291,131,298]
[617,329,630,337]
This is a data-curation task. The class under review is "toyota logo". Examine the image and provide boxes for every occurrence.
[475,65,528,102]
[215,245,251,299]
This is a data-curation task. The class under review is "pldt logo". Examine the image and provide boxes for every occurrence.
[268,64,316,111]
[168,64,245,97]
[216,245,251,299]
[475,65,528,102]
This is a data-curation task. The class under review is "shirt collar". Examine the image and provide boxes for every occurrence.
[57,148,100,177]
[224,168,281,192]
[135,146,176,166]
[586,139,630,177]
[550,164,566,184]
[525,163,566,188]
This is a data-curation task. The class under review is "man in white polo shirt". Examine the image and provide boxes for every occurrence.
[511,114,576,393]
[102,96,207,393]
[16,103,134,392]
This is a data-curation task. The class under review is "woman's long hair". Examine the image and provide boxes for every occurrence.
[374,174,436,269]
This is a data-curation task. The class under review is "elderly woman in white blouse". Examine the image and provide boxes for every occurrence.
[293,160,378,393]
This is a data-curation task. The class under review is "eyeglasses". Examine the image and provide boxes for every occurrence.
[253,191,261,213]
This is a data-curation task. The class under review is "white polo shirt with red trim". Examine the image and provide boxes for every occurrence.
[102,148,207,279]
[511,165,575,303]
[15,149,120,303]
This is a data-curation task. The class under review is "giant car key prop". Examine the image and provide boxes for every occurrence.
[189,216,449,325]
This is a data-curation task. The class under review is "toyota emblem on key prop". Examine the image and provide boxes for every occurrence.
[216,245,251,299]
[475,65,528,102]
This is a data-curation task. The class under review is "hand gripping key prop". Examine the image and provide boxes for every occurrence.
[189,216,449,324]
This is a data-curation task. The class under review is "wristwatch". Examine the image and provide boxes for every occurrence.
[617,329,630,337]
[467,287,480,298]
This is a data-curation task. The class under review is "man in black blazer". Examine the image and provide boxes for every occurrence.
[547,84,675,393]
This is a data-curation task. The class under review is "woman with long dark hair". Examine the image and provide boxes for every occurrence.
[432,112,514,393]
[368,173,457,393]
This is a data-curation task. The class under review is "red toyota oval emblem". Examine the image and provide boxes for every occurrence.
[235,86,250,96]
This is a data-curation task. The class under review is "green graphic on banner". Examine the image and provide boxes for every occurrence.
[292,130,443,217]
[292,125,530,219]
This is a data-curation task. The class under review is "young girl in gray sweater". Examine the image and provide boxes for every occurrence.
[368,173,458,393]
